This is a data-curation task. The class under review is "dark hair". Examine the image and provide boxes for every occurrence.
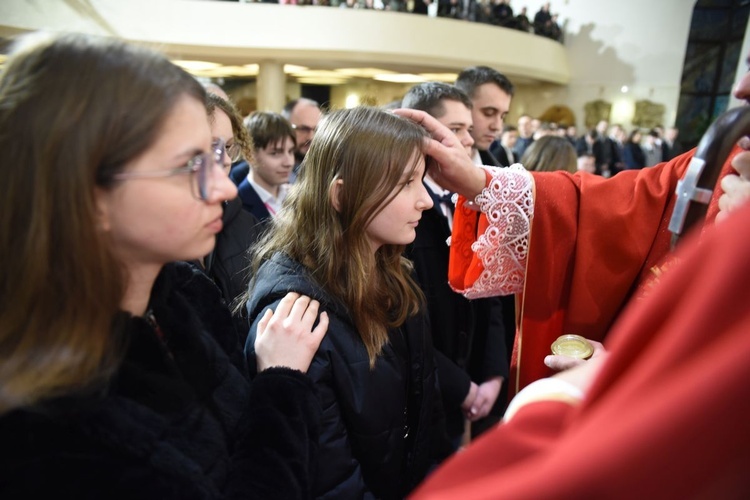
[401,82,473,118]
[0,32,205,414]
[245,111,296,150]
[627,129,642,143]
[455,66,515,99]
[281,97,320,120]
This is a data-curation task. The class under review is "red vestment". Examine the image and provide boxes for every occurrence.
[412,189,750,499]
[449,148,740,395]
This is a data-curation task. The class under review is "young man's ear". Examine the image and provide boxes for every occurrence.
[330,178,344,213]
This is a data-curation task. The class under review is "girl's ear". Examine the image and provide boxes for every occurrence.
[94,187,113,232]
[330,178,344,213]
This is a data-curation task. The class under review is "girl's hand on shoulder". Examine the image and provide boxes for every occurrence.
[254,292,328,373]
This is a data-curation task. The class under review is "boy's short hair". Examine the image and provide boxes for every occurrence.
[245,111,296,150]
[455,66,515,99]
[401,82,473,118]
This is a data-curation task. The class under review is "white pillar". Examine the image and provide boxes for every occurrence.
[257,61,286,112]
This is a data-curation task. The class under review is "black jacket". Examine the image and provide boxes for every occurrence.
[0,263,320,499]
[205,197,262,306]
[406,187,508,440]
[245,254,450,500]
[203,197,263,345]
[474,151,518,419]
[237,178,273,226]
[489,142,515,167]
[623,142,647,170]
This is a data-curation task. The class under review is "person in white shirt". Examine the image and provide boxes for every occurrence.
[237,112,296,225]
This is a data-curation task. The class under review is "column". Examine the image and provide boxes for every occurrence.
[257,60,286,112]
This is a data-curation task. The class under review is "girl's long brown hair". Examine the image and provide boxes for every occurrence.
[0,33,205,414]
[251,106,427,367]
[521,135,577,173]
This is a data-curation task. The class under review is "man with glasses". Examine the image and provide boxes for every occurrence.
[282,97,322,182]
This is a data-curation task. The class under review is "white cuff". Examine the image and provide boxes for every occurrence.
[504,377,584,422]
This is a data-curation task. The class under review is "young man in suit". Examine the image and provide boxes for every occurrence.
[237,112,296,225]
[402,82,508,447]
[455,66,515,169]
[455,67,517,434]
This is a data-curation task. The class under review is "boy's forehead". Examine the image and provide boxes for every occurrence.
[438,99,472,123]
[266,136,293,149]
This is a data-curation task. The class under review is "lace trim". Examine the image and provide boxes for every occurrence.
[463,164,534,299]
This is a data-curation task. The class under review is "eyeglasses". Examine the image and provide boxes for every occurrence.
[112,138,226,201]
[291,124,317,134]
[226,142,243,163]
[217,139,242,165]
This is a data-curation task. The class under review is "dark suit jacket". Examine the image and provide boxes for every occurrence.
[490,142,515,167]
[479,148,502,168]
[475,150,517,419]
[406,183,508,440]
[512,137,534,161]
[237,178,272,225]
[229,160,249,186]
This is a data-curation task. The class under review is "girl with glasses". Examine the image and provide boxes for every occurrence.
[201,93,264,345]
[0,32,327,498]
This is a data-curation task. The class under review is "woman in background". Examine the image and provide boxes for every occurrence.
[622,129,647,170]
[520,135,577,173]
[246,106,451,499]
[0,32,327,498]
[203,94,263,342]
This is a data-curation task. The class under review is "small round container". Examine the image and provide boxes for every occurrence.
[551,334,594,359]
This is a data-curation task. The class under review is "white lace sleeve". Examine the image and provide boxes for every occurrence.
[462,164,534,299]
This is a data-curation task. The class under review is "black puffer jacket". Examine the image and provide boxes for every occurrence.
[203,197,263,345]
[245,253,450,500]
[0,262,321,499]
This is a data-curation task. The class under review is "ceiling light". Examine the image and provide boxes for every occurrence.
[284,64,308,73]
[373,73,427,83]
[296,77,349,85]
[335,67,395,78]
[419,72,458,82]
[345,93,360,108]
[290,69,349,78]
[172,60,221,71]
[209,66,263,77]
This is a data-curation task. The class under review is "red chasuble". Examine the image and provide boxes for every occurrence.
[449,147,741,396]
[413,193,750,499]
